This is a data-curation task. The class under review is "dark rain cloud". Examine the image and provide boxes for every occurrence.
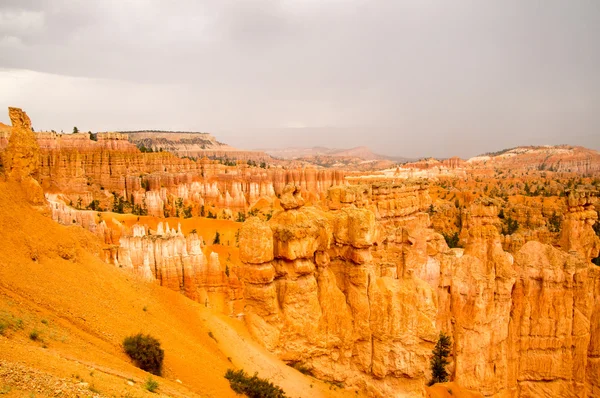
[0,0,599,158]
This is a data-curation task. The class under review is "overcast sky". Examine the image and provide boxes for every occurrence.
[0,0,598,158]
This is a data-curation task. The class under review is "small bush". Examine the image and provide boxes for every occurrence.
[123,334,164,376]
[225,369,287,398]
[442,232,461,248]
[502,217,519,235]
[29,330,39,341]
[287,361,314,377]
[144,376,159,393]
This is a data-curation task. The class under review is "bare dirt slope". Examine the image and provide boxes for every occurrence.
[0,181,355,397]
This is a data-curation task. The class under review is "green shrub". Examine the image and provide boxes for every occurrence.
[29,330,39,341]
[502,217,519,235]
[144,376,159,393]
[123,334,164,376]
[442,232,461,248]
[225,369,287,398]
[548,212,562,233]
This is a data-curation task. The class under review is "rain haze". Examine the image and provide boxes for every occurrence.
[0,0,598,159]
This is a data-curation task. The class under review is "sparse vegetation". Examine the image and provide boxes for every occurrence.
[502,216,519,235]
[0,312,21,336]
[547,212,562,233]
[213,231,221,245]
[224,369,287,398]
[442,232,461,248]
[123,333,164,376]
[144,376,159,393]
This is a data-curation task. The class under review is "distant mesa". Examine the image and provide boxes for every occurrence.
[466,145,600,174]
[123,130,271,162]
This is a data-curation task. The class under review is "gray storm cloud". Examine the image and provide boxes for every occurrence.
[0,0,598,158]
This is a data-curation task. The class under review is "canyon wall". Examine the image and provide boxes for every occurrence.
[238,183,600,397]
[0,127,347,217]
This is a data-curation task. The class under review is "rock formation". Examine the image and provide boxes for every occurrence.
[116,222,243,314]
[1,107,45,204]
[238,183,600,397]
[560,188,600,261]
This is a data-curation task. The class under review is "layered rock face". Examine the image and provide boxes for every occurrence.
[116,223,243,313]
[508,242,593,397]
[466,146,600,174]
[239,182,440,397]
[239,184,600,397]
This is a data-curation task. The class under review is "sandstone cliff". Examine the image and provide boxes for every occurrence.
[238,184,600,397]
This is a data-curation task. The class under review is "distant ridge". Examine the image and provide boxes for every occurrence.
[261,145,413,162]
[125,130,271,162]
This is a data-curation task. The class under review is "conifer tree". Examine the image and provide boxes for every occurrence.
[429,332,452,386]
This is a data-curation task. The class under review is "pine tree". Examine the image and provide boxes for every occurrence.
[429,332,452,386]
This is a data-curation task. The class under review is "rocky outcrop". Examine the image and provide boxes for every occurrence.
[560,189,600,261]
[1,107,45,204]
[444,199,517,396]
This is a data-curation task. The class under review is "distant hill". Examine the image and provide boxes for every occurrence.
[262,146,412,162]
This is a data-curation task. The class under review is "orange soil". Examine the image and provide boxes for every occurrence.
[425,382,483,398]
[0,181,358,397]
